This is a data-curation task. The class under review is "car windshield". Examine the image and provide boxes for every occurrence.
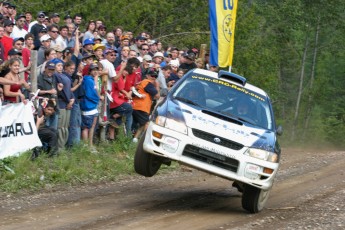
[172,74,274,130]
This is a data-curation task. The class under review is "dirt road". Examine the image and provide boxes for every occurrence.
[0,148,344,230]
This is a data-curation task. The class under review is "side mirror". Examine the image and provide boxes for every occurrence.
[276,125,283,136]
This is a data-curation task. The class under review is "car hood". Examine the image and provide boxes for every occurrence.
[156,98,277,152]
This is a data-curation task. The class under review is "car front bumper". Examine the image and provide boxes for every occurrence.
[143,122,279,190]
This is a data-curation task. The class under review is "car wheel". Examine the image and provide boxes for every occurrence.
[242,184,270,213]
[134,131,162,177]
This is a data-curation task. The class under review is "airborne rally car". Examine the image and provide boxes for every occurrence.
[134,69,282,213]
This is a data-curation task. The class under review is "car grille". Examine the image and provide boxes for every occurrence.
[192,129,243,150]
[182,145,239,172]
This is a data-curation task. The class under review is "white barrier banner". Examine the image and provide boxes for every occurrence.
[0,101,42,159]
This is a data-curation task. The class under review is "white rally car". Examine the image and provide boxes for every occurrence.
[134,69,283,213]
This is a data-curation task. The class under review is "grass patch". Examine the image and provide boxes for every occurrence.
[0,135,153,193]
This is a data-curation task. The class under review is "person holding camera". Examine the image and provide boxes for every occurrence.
[32,99,58,159]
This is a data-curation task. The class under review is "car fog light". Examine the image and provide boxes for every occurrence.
[152,131,163,139]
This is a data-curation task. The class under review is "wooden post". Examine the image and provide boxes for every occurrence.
[30,50,38,92]
[199,44,207,68]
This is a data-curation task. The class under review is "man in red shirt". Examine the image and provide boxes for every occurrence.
[2,19,14,60]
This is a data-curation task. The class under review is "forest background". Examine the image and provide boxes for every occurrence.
[14,0,345,147]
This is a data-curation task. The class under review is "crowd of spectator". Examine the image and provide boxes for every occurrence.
[0,2,218,158]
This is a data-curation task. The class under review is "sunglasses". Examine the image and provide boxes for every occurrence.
[141,48,149,51]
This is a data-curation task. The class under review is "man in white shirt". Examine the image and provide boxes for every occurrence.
[100,48,117,92]
[11,14,28,39]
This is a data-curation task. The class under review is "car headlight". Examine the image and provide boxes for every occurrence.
[155,116,188,134]
[245,148,278,163]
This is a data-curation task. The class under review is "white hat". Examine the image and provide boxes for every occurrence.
[169,59,179,67]
[40,34,51,42]
[143,55,152,61]
[153,52,164,59]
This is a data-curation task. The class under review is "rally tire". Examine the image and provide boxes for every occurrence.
[134,132,162,177]
[242,184,270,213]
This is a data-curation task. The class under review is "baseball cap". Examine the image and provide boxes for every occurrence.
[83,38,95,46]
[40,34,51,42]
[136,36,147,41]
[13,37,25,44]
[16,14,26,21]
[146,68,158,78]
[169,59,179,68]
[153,52,164,59]
[8,49,22,56]
[3,19,14,27]
[37,11,45,18]
[51,13,60,17]
[46,61,56,70]
[82,52,95,60]
[39,27,48,33]
[64,15,72,20]
[98,25,106,30]
[89,63,99,70]
[183,52,196,61]
[103,48,116,55]
[143,55,152,62]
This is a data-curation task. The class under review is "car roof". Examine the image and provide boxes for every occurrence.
[191,68,268,97]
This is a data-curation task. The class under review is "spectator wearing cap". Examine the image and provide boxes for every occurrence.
[64,15,72,25]
[50,13,60,25]
[30,12,46,50]
[80,63,100,149]
[37,34,51,65]
[11,14,28,39]
[140,54,152,78]
[179,51,197,72]
[93,43,105,61]
[81,52,96,76]
[23,12,32,31]
[36,61,60,131]
[119,35,130,50]
[152,51,165,68]
[131,67,160,142]
[130,36,147,56]
[113,45,130,69]
[148,40,158,57]
[93,36,102,44]
[13,37,31,81]
[2,19,14,60]
[24,33,35,50]
[48,25,66,50]
[82,38,95,56]
[97,25,107,43]
[102,32,117,51]
[52,58,75,150]
[83,20,96,44]
[169,59,179,75]
[99,48,117,92]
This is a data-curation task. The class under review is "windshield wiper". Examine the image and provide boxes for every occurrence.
[173,96,200,107]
